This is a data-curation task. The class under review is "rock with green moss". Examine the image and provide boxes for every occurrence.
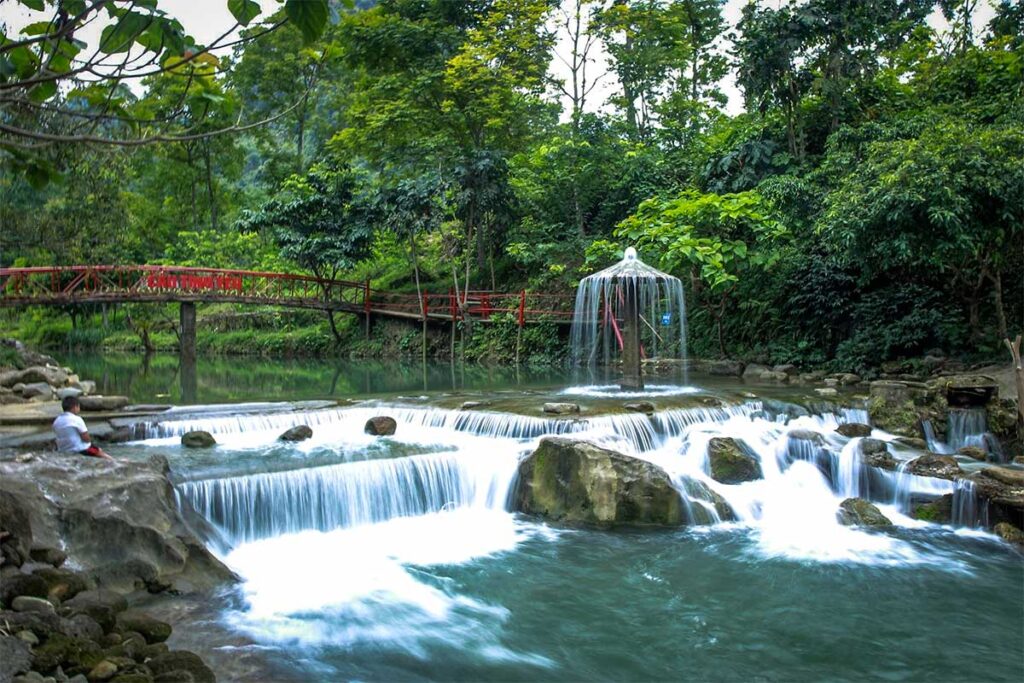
[912,494,953,523]
[678,479,736,524]
[994,522,1024,546]
[837,498,892,527]
[514,437,684,527]
[707,437,762,484]
[906,454,962,480]
[181,431,216,448]
[836,423,872,438]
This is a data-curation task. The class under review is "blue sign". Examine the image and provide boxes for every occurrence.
[661,312,672,326]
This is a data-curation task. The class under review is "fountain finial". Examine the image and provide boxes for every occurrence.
[624,246,638,260]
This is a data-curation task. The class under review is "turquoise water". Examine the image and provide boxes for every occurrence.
[94,355,1023,682]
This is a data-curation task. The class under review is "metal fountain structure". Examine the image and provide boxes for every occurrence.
[570,247,688,391]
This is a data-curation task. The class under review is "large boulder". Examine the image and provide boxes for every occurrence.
[278,425,313,442]
[859,439,897,470]
[364,416,397,436]
[181,431,216,448]
[146,650,216,683]
[678,478,736,524]
[20,382,54,400]
[542,403,579,415]
[0,454,237,594]
[837,498,892,527]
[938,375,998,407]
[742,363,770,380]
[77,395,130,412]
[707,437,762,484]
[905,453,962,480]
[16,366,69,388]
[969,467,1024,529]
[912,494,953,524]
[514,437,685,527]
[701,359,745,376]
[0,489,34,566]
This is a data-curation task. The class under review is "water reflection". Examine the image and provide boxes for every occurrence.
[62,352,571,405]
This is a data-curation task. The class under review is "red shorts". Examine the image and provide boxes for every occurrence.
[79,445,102,457]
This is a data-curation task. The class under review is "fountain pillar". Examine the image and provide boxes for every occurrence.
[620,281,643,390]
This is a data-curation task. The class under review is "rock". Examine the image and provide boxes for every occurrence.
[870,380,910,403]
[788,430,824,445]
[77,396,129,412]
[994,522,1024,546]
[815,388,838,397]
[758,370,789,383]
[278,425,313,442]
[836,423,872,438]
[1,573,50,606]
[12,595,56,615]
[0,490,34,565]
[364,416,397,435]
[0,635,32,682]
[1013,456,1024,465]
[0,370,21,387]
[20,382,54,399]
[12,382,26,393]
[146,651,216,683]
[707,437,762,484]
[30,632,103,676]
[459,401,490,410]
[978,466,1024,488]
[0,609,61,641]
[29,546,67,568]
[957,446,987,461]
[56,387,83,400]
[623,401,655,414]
[181,431,216,448]
[16,630,39,646]
[741,363,769,379]
[773,364,798,376]
[87,660,119,681]
[860,439,897,470]
[938,375,998,407]
[115,612,172,644]
[75,381,97,396]
[542,403,579,415]
[678,479,736,524]
[905,454,962,480]
[823,378,839,387]
[894,436,928,450]
[17,366,69,388]
[60,613,104,642]
[837,498,893,527]
[0,455,237,596]
[32,567,90,602]
[703,359,744,376]
[837,373,862,386]
[514,437,685,527]
[860,438,887,455]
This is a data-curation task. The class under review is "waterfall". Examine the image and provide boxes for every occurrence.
[923,408,999,460]
[177,450,521,546]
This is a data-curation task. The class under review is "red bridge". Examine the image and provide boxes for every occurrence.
[0,265,574,326]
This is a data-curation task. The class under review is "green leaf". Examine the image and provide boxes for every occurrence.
[22,0,45,11]
[228,0,261,26]
[99,11,151,53]
[285,0,329,44]
[21,22,54,36]
[28,80,56,103]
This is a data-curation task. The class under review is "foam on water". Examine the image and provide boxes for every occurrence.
[559,384,701,398]
[222,508,557,666]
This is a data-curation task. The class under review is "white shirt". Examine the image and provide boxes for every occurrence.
[53,412,89,452]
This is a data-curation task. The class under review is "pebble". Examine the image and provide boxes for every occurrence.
[16,630,39,646]
[11,596,56,615]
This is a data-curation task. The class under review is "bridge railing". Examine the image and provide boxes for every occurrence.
[0,265,575,325]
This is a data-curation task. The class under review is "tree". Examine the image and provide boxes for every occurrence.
[616,189,788,355]
[236,163,374,342]
[0,0,335,183]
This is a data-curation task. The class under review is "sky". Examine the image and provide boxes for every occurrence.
[0,0,1000,118]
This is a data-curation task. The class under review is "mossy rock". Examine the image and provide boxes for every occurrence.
[31,632,104,675]
[707,437,762,484]
[146,650,216,683]
[837,498,892,527]
[181,431,216,448]
[994,522,1024,546]
[912,494,953,523]
[115,612,172,644]
[906,454,962,480]
[836,423,872,438]
[514,437,684,527]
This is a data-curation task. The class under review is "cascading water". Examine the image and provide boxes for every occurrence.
[570,247,687,390]
[924,407,1001,460]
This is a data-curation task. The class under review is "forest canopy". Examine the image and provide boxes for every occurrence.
[2,0,1022,370]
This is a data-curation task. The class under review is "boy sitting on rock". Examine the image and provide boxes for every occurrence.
[52,395,113,460]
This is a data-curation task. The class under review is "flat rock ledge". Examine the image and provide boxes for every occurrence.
[0,458,224,683]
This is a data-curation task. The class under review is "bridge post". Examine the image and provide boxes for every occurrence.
[179,302,197,403]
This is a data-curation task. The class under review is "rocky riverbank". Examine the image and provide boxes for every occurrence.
[0,454,234,683]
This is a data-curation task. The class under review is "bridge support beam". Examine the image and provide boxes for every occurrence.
[179,302,197,403]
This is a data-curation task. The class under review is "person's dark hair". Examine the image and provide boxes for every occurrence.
[61,396,80,412]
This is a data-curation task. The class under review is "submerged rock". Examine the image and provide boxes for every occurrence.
[364,416,397,436]
[957,446,987,461]
[707,437,762,484]
[623,401,655,414]
[787,429,825,445]
[542,402,580,415]
[836,423,872,438]
[181,431,216,448]
[905,453,962,480]
[678,478,736,524]
[278,425,313,442]
[460,401,490,410]
[837,498,892,527]
[514,437,684,527]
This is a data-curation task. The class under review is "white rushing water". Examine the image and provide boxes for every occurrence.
[153,396,992,655]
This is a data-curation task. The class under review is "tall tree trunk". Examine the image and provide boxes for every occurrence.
[203,141,217,231]
[410,233,427,367]
[187,145,198,229]
[326,310,342,344]
[296,94,308,172]
[1005,335,1023,439]
[993,270,1009,341]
